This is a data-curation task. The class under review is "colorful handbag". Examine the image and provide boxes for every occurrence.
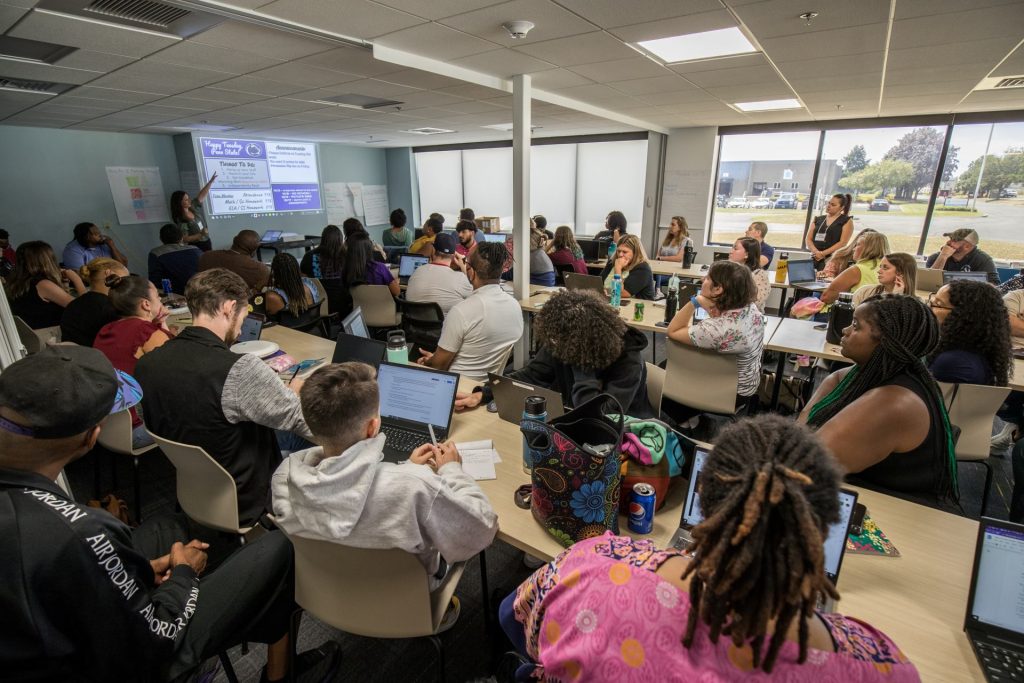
[521,394,625,548]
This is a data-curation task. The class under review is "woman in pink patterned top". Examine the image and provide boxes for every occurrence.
[502,415,920,682]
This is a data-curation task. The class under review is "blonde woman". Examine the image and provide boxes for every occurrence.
[822,228,879,279]
[852,253,918,307]
[820,231,890,305]
[6,241,87,328]
[657,216,693,262]
[599,234,656,300]
[60,257,129,346]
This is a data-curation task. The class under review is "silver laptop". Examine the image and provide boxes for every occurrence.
[377,362,459,463]
[963,517,1024,682]
[341,307,369,339]
[917,267,944,293]
[487,373,565,425]
[944,270,989,284]
[786,258,829,291]
[563,272,605,295]
[398,254,429,285]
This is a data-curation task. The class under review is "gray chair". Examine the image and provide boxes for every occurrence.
[663,340,743,416]
[351,284,401,331]
[939,382,1011,516]
[97,409,158,522]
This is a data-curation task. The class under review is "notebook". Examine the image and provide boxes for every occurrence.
[377,362,459,462]
[259,230,283,243]
[963,517,1024,682]
[487,373,565,425]
[341,307,369,339]
[398,254,429,284]
[331,332,386,368]
[786,259,829,290]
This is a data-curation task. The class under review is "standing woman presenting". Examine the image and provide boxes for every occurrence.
[169,173,217,252]
[806,193,855,271]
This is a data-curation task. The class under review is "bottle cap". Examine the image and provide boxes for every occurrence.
[524,395,547,415]
[838,292,854,302]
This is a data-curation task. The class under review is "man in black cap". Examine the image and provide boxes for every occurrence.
[0,346,335,681]
[925,227,999,284]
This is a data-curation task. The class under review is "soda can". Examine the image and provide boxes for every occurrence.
[160,278,172,296]
[628,483,656,534]
[633,301,645,321]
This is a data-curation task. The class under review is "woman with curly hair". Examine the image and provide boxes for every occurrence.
[501,415,920,680]
[454,289,652,416]
[927,280,1011,386]
[800,294,959,508]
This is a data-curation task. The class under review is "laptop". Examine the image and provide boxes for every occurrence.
[712,251,730,262]
[332,332,386,368]
[576,237,605,262]
[259,230,283,244]
[341,307,369,339]
[487,373,565,425]
[944,270,990,284]
[963,517,1024,682]
[382,245,405,264]
[563,272,605,295]
[398,254,429,284]
[377,362,459,462]
[237,314,265,343]
[786,258,829,291]
[917,267,945,293]
[483,233,508,243]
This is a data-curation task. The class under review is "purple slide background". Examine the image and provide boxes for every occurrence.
[272,184,321,211]
[200,138,267,160]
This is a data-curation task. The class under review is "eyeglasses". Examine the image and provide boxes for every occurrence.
[927,293,953,311]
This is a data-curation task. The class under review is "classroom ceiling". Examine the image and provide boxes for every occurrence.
[0,0,1022,145]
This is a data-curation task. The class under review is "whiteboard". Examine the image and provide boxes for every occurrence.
[105,166,170,225]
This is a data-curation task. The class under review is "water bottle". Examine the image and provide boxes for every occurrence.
[522,395,548,473]
[160,278,172,296]
[826,292,855,345]
[386,330,409,364]
[664,274,679,322]
[682,244,696,269]
[610,274,623,307]
[607,241,617,260]
[775,251,789,284]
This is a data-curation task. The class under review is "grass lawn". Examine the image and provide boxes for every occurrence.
[708,231,1022,260]
[891,203,980,217]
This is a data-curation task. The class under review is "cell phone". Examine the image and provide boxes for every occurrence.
[619,300,630,307]
[849,503,867,536]
[486,400,499,413]
[655,320,668,328]
[814,323,828,330]
[700,264,709,271]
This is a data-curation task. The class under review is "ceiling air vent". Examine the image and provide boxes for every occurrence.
[319,93,404,110]
[37,0,222,38]
[404,127,455,135]
[0,36,77,64]
[973,75,1024,91]
[0,76,73,95]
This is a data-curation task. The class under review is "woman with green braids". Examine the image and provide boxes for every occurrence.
[799,294,959,509]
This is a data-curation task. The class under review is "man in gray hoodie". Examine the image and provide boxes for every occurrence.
[271,361,498,624]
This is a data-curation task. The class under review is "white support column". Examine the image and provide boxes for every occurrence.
[512,74,531,369]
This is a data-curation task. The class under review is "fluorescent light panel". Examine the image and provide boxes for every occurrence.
[733,98,801,112]
[637,27,755,64]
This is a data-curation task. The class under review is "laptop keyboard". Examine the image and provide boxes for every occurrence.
[381,425,430,455]
[976,640,1024,681]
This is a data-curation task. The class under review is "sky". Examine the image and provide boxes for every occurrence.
[720,121,1024,177]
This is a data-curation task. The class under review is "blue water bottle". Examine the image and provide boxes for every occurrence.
[607,240,617,260]
[522,395,548,473]
[610,274,623,307]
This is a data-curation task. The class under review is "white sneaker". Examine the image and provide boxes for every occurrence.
[435,596,461,633]
[991,420,1018,452]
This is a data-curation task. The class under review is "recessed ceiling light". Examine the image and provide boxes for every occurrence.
[733,98,802,112]
[636,27,756,64]
[403,127,456,135]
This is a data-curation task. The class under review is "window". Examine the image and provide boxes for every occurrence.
[463,147,512,227]
[531,143,577,230]
[575,139,648,235]
[414,150,462,224]
[791,182,799,189]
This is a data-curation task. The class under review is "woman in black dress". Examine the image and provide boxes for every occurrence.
[169,173,217,252]
[805,193,855,271]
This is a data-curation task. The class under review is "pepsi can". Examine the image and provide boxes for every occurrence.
[628,483,655,534]
[160,278,172,296]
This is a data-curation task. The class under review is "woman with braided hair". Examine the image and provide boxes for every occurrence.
[799,294,959,507]
[500,415,919,680]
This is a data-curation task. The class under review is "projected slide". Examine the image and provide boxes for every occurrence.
[199,138,322,215]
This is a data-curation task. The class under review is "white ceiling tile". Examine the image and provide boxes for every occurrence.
[886,64,994,86]
[800,88,879,105]
[895,0,1024,20]
[993,43,1024,77]
[88,61,231,94]
[887,39,1018,72]
[449,48,555,78]
[892,10,1023,49]
[885,81,976,98]
[609,9,738,43]
[211,75,309,96]
[0,58,101,85]
[9,10,178,58]
[608,74,702,97]
[436,99,506,114]
[246,62,364,88]
[394,89,474,109]
[376,68,467,90]
[127,102,207,116]
[68,85,165,104]
[569,56,670,82]
[558,82,638,104]
[438,0,597,46]
[182,87,266,105]
[295,45,404,76]
[957,88,1024,109]
[258,0,423,39]
[189,21,334,60]
[789,72,882,93]
[732,0,890,39]
[764,24,888,61]
[52,50,135,73]
[0,89,54,110]
[374,22,498,59]
[148,40,285,74]
[528,68,592,89]
[776,52,884,79]
[684,64,780,88]
[702,82,794,100]
[640,89,719,106]
[556,0,723,28]
[41,96,121,112]
[513,31,638,67]
[435,82,509,99]
[0,3,27,31]
[668,53,769,75]
[339,78,421,98]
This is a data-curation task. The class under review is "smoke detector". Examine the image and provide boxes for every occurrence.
[502,20,535,39]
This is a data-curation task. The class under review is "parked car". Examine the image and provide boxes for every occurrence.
[772,193,799,209]
[999,189,1018,198]
[726,197,748,208]
[869,197,890,211]
[748,198,772,209]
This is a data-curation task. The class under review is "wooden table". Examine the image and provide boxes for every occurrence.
[259,324,981,681]
[763,318,846,409]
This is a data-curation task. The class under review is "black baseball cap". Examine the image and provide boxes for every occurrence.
[0,346,141,439]
[433,232,457,255]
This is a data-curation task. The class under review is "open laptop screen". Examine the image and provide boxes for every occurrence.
[399,254,429,278]
[786,258,816,283]
[943,271,989,283]
[823,489,857,582]
[483,233,507,243]
[378,363,458,432]
[341,307,369,339]
[260,230,283,243]
[238,314,264,343]
[682,448,709,528]
[968,522,1024,635]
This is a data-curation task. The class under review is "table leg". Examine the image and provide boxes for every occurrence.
[770,348,786,410]
[777,287,789,316]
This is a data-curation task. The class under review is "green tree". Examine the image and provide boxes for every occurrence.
[840,145,869,176]
[883,128,960,200]
[838,159,915,198]
[956,150,1024,197]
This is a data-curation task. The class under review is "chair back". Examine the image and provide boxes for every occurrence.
[996,267,1018,284]
[663,341,740,414]
[553,262,576,285]
[645,362,665,415]
[146,431,249,534]
[97,409,156,456]
[351,285,401,328]
[282,531,464,638]
[397,298,444,352]
[311,278,329,317]
[488,343,515,376]
[940,382,1010,462]
[13,316,41,355]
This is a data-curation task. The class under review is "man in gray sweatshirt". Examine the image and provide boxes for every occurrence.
[271,362,498,625]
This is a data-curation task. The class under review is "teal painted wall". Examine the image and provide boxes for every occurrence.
[386,147,419,229]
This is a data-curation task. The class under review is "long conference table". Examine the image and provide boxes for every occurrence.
[263,323,983,682]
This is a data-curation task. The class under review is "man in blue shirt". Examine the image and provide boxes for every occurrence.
[61,222,128,270]
[149,223,201,294]
[745,221,774,268]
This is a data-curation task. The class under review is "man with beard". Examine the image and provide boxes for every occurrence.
[135,268,312,528]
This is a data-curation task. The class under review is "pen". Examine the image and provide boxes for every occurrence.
[287,365,301,385]
[427,423,438,447]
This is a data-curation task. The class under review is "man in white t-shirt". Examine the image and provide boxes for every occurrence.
[405,233,473,316]
[1004,289,1024,338]
[417,242,523,381]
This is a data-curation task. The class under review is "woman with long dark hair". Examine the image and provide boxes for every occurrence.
[545,225,587,274]
[169,173,216,252]
[805,193,855,271]
[343,232,399,297]
[265,253,323,327]
[927,280,1011,386]
[728,236,769,311]
[6,241,87,328]
[656,216,693,263]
